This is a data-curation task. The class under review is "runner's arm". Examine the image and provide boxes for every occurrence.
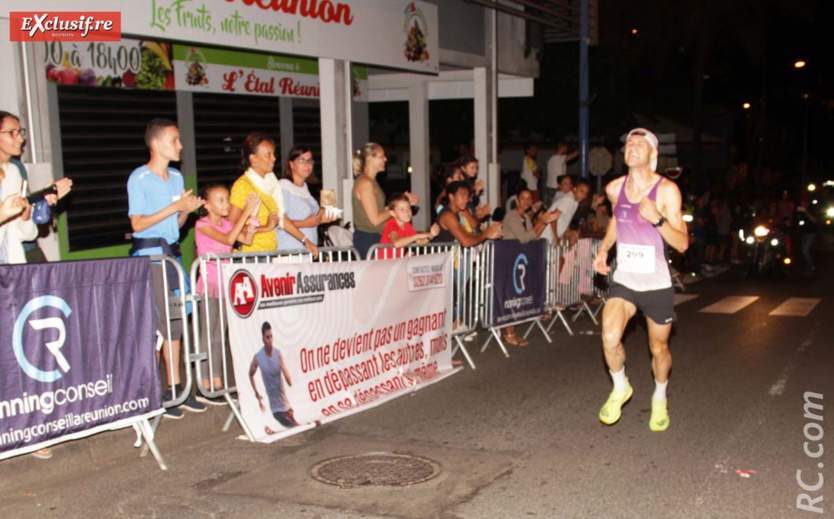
[654,182,689,253]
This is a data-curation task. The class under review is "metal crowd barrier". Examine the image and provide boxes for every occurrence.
[544,237,610,335]
[478,240,552,358]
[188,246,359,441]
[368,241,456,260]
[368,242,478,369]
[138,254,193,460]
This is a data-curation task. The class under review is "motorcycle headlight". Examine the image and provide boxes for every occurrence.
[770,238,779,247]
[754,226,769,237]
[745,236,755,245]
[683,214,693,223]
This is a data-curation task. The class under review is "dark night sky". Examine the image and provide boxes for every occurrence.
[588,0,832,177]
[472,0,833,193]
[374,1,834,189]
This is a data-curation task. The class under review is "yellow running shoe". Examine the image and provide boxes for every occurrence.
[599,380,633,425]
[649,398,670,432]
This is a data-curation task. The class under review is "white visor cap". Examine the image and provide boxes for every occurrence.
[627,128,658,171]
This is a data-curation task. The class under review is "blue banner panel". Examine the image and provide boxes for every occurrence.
[491,240,547,326]
[0,258,162,458]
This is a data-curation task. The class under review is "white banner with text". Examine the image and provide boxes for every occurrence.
[222,253,455,442]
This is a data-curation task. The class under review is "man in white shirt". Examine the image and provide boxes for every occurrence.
[544,142,578,206]
[541,179,604,246]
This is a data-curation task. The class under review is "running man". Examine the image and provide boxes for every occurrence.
[592,128,688,431]
[249,321,298,432]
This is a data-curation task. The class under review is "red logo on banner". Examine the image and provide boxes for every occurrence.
[10,12,121,42]
[229,270,258,318]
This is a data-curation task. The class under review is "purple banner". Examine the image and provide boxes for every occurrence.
[0,258,163,458]
[491,240,547,326]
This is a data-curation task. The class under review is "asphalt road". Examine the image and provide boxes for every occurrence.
[1,253,832,519]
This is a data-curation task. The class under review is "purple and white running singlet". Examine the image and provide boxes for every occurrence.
[612,177,672,291]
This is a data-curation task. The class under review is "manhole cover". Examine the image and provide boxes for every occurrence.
[309,452,442,488]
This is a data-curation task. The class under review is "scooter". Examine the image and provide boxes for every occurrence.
[739,222,790,277]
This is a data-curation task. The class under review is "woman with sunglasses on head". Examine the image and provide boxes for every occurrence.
[352,142,418,259]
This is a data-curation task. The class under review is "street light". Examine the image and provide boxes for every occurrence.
[794,60,806,69]
[742,102,751,109]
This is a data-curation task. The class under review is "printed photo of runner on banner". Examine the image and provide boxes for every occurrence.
[491,240,547,325]
[223,252,456,443]
[0,258,164,459]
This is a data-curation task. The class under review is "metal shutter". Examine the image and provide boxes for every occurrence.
[57,85,177,252]
[193,93,281,189]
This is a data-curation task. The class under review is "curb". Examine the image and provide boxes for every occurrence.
[0,404,238,493]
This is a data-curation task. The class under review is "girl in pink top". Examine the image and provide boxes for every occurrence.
[195,184,259,392]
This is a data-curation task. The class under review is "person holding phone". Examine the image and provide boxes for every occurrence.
[0,111,72,263]
[0,113,37,264]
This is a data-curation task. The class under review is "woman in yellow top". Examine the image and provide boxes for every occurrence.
[229,132,318,256]
[351,142,418,259]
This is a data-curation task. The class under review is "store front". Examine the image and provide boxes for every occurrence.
[2,0,439,263]
[2,0,542,262]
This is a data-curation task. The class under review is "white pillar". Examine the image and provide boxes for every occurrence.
[318,58,351,215]
[473,67,497,211]
[408,81,430,230]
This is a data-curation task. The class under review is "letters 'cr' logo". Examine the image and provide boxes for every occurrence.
[513,254,528,295]
[229,270,258,318]
[13,295,72,383]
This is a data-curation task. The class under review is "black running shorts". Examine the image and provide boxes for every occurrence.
[608,281,676,324]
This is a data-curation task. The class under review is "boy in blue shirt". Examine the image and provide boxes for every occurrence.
[128,118,205,418]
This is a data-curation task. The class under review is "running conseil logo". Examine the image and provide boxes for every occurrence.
[229,270,258,318]
[513,253,528,295]
[9,12,121,42]
[13,296,73,383]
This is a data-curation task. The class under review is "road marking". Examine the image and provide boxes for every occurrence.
[768,371,791,396]
[768,297,821,317]
[769,322,820,396]
[674,294,699,306]
[699,296,759,314]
